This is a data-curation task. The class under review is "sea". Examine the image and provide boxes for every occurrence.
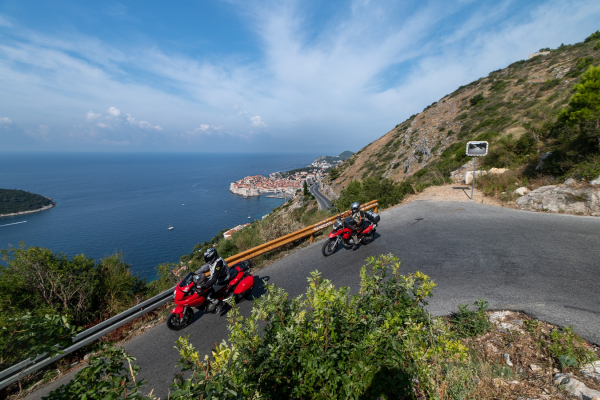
[0,152,319,280]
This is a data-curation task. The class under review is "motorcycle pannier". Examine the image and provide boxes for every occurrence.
[365,210,380,223]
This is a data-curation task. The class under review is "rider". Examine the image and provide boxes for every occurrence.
[349,202,365,249]
[194,248,230,314]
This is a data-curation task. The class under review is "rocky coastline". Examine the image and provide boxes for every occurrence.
[0,201,56,218]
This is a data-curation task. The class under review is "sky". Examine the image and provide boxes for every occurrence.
[1,0,599,154]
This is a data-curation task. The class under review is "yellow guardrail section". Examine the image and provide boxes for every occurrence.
[224,200,378,264]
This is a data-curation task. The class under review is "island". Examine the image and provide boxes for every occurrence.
[0,189,56,217]
[229,151,353,197]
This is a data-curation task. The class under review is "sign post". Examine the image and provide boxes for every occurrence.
[465,141,489,200]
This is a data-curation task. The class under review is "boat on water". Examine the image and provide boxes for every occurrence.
[168,225,174,230]
[248,216,251,219]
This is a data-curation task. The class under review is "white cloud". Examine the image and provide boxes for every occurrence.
[86,111,100,121]
[96,122,108,128]
[1,0,600,151]
[125,113,162,131]
[0,117,12,124]
[250,115,266,128]
[107,106,121,117]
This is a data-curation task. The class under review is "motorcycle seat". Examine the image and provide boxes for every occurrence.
[217,270,234,285]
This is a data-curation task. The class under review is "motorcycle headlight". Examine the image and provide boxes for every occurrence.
[333,220,342,229]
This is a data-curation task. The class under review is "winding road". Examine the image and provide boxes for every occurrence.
[310,183,332,210]
[30,200,600,399]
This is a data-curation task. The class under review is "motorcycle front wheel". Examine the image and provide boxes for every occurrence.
[166,308,194,331]
[322,238,339,257]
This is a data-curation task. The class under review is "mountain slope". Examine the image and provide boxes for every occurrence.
[327,35,600,196]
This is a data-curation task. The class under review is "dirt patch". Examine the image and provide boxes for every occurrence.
[399,183,513,208]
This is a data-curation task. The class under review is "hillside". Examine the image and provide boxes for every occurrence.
[0,189,55,216]
[327,33,600,198]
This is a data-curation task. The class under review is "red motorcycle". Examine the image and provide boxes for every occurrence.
[167,260,254,331]
[321,210,380,257]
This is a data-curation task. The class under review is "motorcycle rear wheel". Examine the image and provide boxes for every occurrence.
[166,308,194,331]
[322,238,338,257]
[361,232,375,245]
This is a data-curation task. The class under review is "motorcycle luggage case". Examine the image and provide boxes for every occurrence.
[365,210,380,223]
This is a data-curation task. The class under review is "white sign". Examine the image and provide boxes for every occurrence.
[466,141,489,156]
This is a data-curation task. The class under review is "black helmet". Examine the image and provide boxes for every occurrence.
[203,248,218,264]
[350,202,360,213]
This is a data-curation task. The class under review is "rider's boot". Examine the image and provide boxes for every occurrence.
[215,300,224,315]
[352,233,359,249]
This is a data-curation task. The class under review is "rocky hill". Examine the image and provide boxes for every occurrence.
[326,33,600,197]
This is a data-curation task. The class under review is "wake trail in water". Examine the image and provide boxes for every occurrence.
[0,220,27,227]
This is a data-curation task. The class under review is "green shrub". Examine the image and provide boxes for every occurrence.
[334,176,414,210]
[0,245,147,368]
[548,326,597,371]
[470,93,485,106]
[450,300,491,338]
[45,345,146,399]
[584,30,600,43]
[171,254,472,399]
[594,41,600,51]
[147,262,181,296]
[2,313,81,370]
[540,78,561,91]
[490,79,508,92]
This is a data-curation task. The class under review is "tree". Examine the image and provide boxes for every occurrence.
[303,180,309,196]
[558,65,600,152]
[0,244,98,324]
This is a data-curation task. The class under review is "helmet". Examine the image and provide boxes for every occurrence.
[350,202,360,213]
[203,248,218,264]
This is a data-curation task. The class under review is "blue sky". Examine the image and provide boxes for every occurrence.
[1,0,599,153]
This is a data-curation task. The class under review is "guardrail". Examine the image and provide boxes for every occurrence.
[224,199,378,264]
[0,200,378,390]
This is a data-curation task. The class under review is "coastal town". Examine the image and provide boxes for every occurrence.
[229,153,350,197]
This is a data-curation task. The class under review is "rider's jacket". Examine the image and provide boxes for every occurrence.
[351,209,364,224]
[195,256,230,288]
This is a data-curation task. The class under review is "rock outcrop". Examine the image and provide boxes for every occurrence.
[319,182,340,201]
[516,180,600,216]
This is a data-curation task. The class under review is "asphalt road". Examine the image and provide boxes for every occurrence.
[29,200,600,399]
[310,183,332,210]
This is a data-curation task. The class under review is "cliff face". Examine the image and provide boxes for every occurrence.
[329,39,600,194]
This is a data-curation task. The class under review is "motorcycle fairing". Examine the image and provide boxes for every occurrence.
[233,275,254,295]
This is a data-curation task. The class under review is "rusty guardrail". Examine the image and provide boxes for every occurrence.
[224,200,378,264]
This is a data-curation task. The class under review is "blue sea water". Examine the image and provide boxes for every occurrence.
[0,152,319,279]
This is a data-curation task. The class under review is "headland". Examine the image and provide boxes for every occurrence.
[230,152,352,197]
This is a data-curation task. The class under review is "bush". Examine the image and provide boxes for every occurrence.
[450,300,492,338]
[0,245,147,368]
[548,326,597,371]
[171,254,471,399]
[2,313,81,369]
[334,177,414,210]
[44,345,146,399]
[470,93,485,106]
[584,30,600,43]
[594,41,600,51]
[540,78,561,91]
